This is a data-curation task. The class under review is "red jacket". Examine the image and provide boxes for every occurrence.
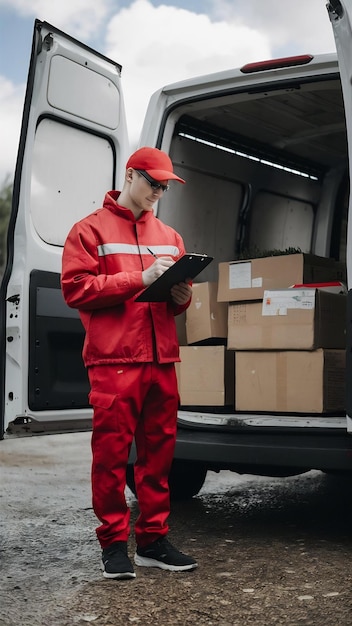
[61,191,190,366]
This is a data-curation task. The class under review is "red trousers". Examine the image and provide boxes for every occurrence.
[88,363,179,549]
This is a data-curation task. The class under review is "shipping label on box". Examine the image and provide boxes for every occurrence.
[228,262,263,289]
[262,289,316,316]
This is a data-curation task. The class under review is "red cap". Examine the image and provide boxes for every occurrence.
[126,147,185,183]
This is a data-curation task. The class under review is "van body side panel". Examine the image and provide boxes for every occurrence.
[137,47,352,473]
[328,0,352,429]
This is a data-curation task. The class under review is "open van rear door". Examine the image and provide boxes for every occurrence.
[327,0,352,431]
[0,20,129,437]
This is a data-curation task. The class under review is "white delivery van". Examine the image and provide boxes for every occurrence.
[1,2,352,499]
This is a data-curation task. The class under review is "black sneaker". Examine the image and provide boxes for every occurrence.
[134,537,198,572]
[101,541,136,579]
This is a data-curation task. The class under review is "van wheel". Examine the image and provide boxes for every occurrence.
[126,460,207,501]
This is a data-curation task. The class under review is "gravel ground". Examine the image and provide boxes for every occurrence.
[1,432,352,625]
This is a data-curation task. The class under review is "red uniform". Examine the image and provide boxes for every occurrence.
[61,191,190,548]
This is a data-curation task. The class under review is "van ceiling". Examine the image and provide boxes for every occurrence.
[175,78,347,177]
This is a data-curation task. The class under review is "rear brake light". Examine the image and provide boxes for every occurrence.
[240,55,314,73]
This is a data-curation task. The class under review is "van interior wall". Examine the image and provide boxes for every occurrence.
[159,134,330,270]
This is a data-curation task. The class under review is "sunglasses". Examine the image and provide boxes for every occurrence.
[136,170,169,193]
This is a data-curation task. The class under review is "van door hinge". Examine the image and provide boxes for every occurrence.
[327,0,344,20]
[43,33,54,51]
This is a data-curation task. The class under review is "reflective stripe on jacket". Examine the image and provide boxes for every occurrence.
[61,190,189,366]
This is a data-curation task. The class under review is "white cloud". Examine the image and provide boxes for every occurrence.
[105,0,272,145]
[209,0,336,55]
[0,77,25,183]
[0,0,113,39]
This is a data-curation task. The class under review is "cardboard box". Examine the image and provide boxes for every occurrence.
[227,289,346,350]
[175,311,187,346]
[235,349,346,413]
[176,346,234,406]
[217,253,346,302]
[186,282,228,345]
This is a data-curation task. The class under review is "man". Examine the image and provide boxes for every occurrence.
[61,147,197,580]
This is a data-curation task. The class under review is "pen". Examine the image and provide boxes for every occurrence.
[147,247,158,258]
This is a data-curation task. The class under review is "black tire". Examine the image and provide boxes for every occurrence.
[169,460,207,500]
[126,460,207,501]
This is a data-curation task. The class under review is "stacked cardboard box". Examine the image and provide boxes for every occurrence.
[176,282,233,407]
[175,345,234,407]
[176,254,346,413]
[217,253,346,302]
[227,288,346,351]
[186,282,228,345]
[218,254,346,413]
[235,349,345,413]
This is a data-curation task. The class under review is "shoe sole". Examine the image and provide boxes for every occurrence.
[134,553,198,572]
[101,564,136,579]
[102,569,136,579]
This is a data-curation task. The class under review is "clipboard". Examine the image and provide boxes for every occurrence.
[135,253,214,302]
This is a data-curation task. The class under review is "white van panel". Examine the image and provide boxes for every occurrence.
[328,0,352,431]
[1,21,128,435]
[328,0,352,285]
[31,120,113,246]
[250,192,314,252]
[48,55,120,129]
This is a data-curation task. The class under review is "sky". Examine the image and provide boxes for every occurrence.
[0,0,337,186]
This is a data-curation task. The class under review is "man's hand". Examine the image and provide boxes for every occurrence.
[171,282,192,305]
[142,257,174,287]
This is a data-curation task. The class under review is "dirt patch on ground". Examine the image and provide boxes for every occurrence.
[1,433,352,625]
